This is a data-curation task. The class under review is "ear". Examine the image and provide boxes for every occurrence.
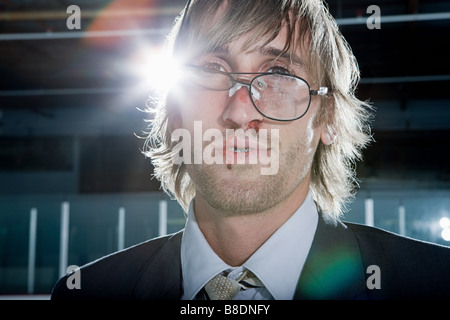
[320,125,337,146]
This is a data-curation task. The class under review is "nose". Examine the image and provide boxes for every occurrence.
[222,81,264,128]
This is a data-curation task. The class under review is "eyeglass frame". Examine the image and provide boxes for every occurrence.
[183,65,329,122]
[177,0,329,122]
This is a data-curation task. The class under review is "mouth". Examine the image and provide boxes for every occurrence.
[222,136,270,166]
[204,129,273,167]
[229,147,252,153]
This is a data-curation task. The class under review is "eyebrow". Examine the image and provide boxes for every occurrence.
[259,46,306,69]
[204,45,307,71]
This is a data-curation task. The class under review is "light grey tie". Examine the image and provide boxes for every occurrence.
[204,269,264,300]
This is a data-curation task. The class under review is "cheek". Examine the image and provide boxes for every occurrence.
[177,90,227,125]
[302,101,324,149]
[281,114,321,154]
[304,116,319,149]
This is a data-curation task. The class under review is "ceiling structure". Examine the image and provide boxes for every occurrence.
[0,0,450,192]
[1,0,449,105]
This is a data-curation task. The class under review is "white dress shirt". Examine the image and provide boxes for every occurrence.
[181,191,319,300]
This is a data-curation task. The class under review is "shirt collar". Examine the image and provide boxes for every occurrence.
[181,202,231,300]
[181,192,318,300]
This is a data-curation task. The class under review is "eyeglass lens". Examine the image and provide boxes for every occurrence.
[183,68,312,121]
[250,74,311,120]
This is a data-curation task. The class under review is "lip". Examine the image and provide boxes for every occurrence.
[222,135,267,150]
[215,136,270,165]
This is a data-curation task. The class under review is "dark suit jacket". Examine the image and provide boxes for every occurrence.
[51,212,450,300]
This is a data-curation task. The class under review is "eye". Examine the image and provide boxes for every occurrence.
[202,62,227,73]
[267,66,294,76]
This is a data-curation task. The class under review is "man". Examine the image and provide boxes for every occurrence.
[52,0,450,300]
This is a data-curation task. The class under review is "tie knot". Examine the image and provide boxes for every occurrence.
[204,269,263,300]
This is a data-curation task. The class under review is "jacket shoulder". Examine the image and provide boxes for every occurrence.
[51,230,183,300]
[345,221,450,258]
[345,222,450,298]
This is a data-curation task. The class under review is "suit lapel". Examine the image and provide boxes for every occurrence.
[294,213,368,299]
[128,213,368,300]
[133,230,184,300]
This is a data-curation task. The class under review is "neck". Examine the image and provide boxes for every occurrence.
[194,181,310,267]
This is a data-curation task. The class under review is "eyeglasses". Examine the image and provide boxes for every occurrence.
[181,65,328,122]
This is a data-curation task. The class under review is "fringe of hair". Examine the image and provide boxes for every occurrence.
[143,0,374,218]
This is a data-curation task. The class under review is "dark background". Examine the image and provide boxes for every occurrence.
[1,0,450,295]
[1,0,449,193]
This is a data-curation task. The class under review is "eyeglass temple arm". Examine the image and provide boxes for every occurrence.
[310,87,328,96]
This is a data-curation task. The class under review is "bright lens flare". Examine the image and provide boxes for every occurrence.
[439,217,450,229]
[129,46,182,93]
[441,228,450,241]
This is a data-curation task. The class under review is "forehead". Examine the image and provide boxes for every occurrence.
[185,24,311,76]
[220,26,309,67]
[179,0,310,63]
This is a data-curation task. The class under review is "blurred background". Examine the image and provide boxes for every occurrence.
[0,0,449,298]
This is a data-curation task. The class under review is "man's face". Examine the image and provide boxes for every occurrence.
[173,25,328,216]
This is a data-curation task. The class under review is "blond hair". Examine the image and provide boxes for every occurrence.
[143,0,373,219]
